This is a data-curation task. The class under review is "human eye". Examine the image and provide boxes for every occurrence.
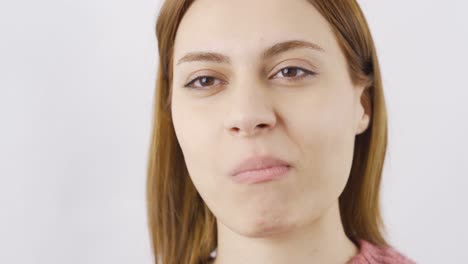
[183,75,225,90]
[270,66,317,82]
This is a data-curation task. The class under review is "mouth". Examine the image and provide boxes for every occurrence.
[230,155,292,184]
[231,165,292,184]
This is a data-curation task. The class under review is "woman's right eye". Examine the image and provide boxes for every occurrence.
[184,76,224,90]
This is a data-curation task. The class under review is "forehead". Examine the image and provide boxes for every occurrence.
[173,0,338,62]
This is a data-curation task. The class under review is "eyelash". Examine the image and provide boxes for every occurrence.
[183,66,317,90]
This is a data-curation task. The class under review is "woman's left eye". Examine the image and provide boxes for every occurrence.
[271,66,317,81]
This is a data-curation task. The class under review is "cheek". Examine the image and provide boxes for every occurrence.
[171,97,218,193]
[290,89,356,192]
[172,93,212,154]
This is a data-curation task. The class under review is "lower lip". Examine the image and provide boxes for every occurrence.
[232,166,291,184]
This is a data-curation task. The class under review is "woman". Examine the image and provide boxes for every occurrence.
[147,0,416,263]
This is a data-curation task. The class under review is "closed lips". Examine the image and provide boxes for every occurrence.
[230,155,291,176]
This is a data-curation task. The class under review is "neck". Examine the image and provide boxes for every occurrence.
[211,200,358,264]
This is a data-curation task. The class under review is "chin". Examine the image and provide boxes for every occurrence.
[233,214,299,238]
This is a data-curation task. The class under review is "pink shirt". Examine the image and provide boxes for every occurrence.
[347,239,416,264]
[208,239,416,263]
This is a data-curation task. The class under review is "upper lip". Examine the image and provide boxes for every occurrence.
[230,155,291,176]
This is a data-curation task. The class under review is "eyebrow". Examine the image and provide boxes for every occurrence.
[175,40,324,66]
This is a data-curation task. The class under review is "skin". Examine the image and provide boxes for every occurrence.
[171,0,370,263]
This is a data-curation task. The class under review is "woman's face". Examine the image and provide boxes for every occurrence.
[171,0,369,237]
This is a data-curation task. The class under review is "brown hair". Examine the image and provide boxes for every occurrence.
[146,1,389,263]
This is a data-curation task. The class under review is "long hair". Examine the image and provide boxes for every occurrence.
[146,1,389,263]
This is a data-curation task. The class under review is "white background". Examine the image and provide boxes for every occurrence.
[1,0,467,263]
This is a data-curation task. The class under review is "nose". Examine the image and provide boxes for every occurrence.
[223,85,277,137]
